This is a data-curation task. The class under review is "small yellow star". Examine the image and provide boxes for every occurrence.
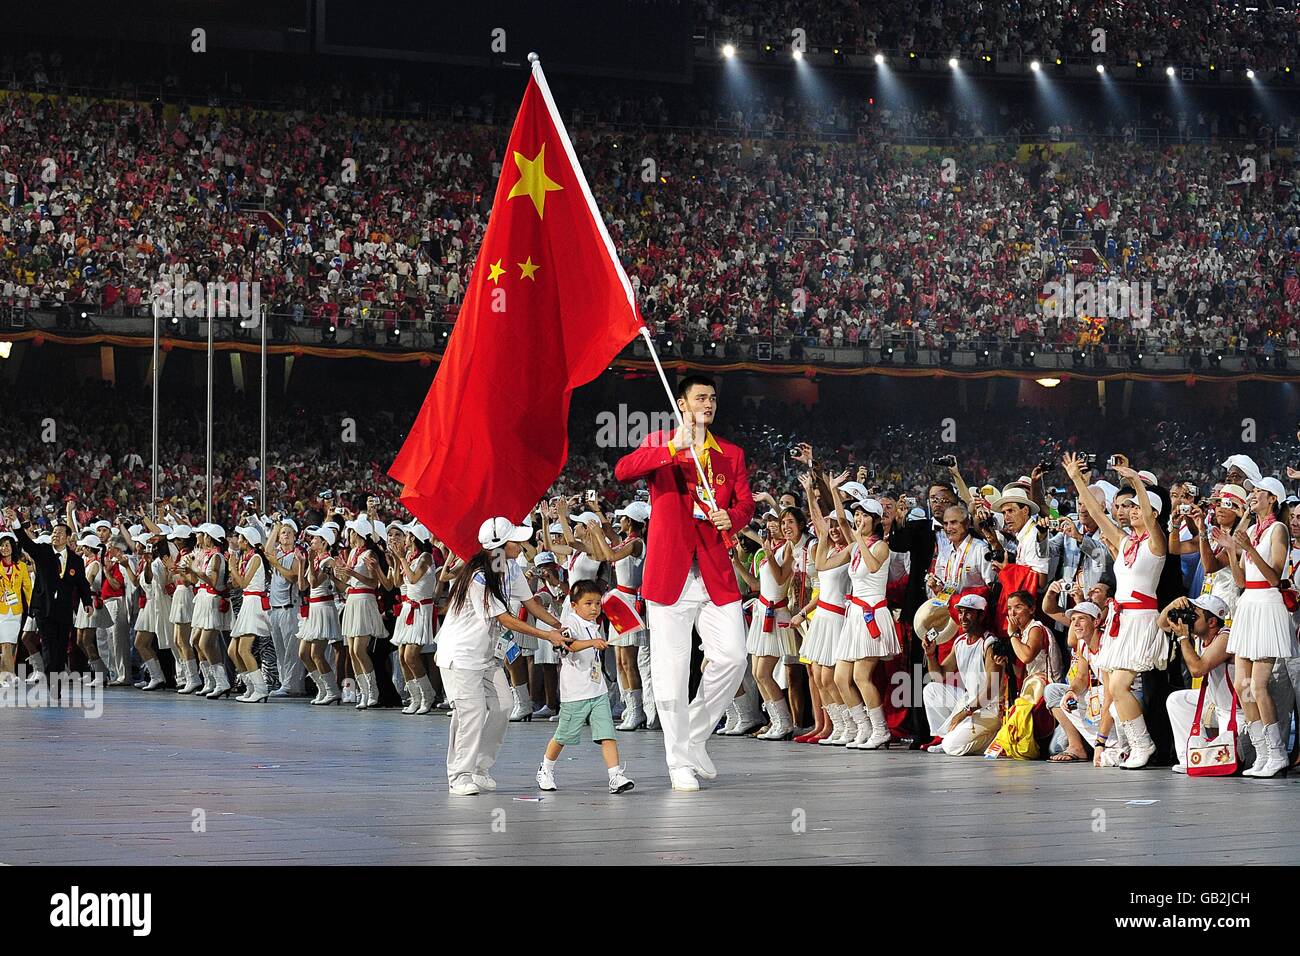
[518,256,540,281]
[506,144,563,218]
[486,260,505,284]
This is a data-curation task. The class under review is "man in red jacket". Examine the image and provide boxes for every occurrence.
[615,376,754,791]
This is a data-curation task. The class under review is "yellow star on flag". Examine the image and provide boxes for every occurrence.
[506,144,563,218]
[486,260,505,284]
[518,255,540,281]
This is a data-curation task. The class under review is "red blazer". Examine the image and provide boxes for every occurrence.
[614,429,755,606]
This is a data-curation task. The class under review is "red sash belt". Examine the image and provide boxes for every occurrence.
[199,583,231,614]
[816,599,845,615]
[847,595,888,638]
[1107,592,1157,638]
[402,596,436,626]
[1244,581,1272,590]
[136,593,147,610]
[243,589,271,612]
[617,583,646,618]
[758,594,787,633]
[347,588,377,596]
[309,595,336,603]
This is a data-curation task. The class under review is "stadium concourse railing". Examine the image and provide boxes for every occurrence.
[1,305,1295,381]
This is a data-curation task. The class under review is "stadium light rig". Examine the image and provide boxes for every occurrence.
[948,57,959,70]
[1030,60,1041,72]
[1246,69,1256,79]
[792,48,803,61]
[1166,65,1176,77]
[1095,64,1105,74]
[722,43,736,59]
[1036,377,1061,388]
[874,53,885,66]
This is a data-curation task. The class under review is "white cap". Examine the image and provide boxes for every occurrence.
[77,535,100,549]
[167,524,194,540]
[131,532,153,546]
[1145,490,1163,516]
[1068,601,1103,621]
[128,523,145,538]
[1221,454,1263,485]
[372,519,391,539]
[840,481,870,502]
[1137,470,1157,487]
[1190,594,1230,621]
[307,525,338,547]
[88,520,111,532]
[533,550,557,567]
[196,522,226,541]
[614,501,651,523]
[277,517,299,533]
[35,534,52,545]
[572,511,602,527]
[235,525,264,547]
[1253,476,1286,501]
[955,593,988,611]
[0,530,15,543]
[548,522,565,535]
[403,521,431,544]
[1090,479,1120,506]
[851,498,884,518]
[344,517,374,538]
[478,516,533,550]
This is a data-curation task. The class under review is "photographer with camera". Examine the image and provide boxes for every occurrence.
[924,503,995,603]
[1159,594,1237,773]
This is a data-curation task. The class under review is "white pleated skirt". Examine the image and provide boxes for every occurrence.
[801,606,844,666]
[837,600,901,661]
[190,591,227,631]
[1227,588,1298,660]
[75,602,111,630]
[1095,609,1167,672]
[341,591,386,639]
[746,602,795,657]
[392,603,436,647]
[232,596,271,638]
[534,628,558,664]
[135,596,172,638]
[299,601,344,643]
[169,585,194,624]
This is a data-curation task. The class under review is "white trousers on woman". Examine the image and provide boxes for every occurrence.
[645,563,747,773]
[441,664,511,787]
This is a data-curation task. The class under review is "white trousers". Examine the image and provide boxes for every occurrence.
[921,681,1001,756]
[268,607,305,693]
[1164,689,1254,766]
[645,565,748,771]
[97,597,131,682]
[637,642,656,716]
[441,665,511,786]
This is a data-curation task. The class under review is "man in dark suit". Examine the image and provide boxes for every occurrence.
[4,507,92,685]
[887,481,958,746]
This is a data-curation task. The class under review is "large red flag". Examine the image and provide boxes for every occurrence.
[390,59,644,559]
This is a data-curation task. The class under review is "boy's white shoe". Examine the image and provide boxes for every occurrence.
[536,763,557,791]
[608,768,635,794]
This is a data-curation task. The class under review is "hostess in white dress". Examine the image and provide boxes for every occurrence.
[393,555,438,647]
[836,541,901,661]
[1095,533,1167,672]
[746,553,794,657]
[299,556,343,644]
[608,539,648,648]
[231,552,272,638]
[801,553,849,667]
[340,545,387,639]
[1228,520,1298,661]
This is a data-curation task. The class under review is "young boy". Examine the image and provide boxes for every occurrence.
[536,580,635,794]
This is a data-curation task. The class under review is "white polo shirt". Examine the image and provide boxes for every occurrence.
[559,610,608,703]
[434,570,506,671]
[1014,518,1049,574]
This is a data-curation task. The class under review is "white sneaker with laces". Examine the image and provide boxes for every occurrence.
[471,773,497,792]
[448,778,480,796]
[608,768,635,794]
[1170,764,1187,774]
[536,763,557,791]
[531,704,556,719]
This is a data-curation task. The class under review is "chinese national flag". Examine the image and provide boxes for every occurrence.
[390,62,644,559]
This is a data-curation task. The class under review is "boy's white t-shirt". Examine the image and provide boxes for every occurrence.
[559,610,607,703]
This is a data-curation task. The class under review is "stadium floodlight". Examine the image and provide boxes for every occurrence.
[1095,64,1105,74]
[1166,66,1176,77]
[874,53,885,66]
[792,49,803,61]
[722,43,736,59]
[1036,377,1061,388]
[948,57,959,70]
[1246,69,1256,79]
[0,341,11,360]
[1030,60,1041,72]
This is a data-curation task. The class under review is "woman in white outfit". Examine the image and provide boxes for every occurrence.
[828,479,898,750]
[392,522,438,715]
[607,504,650,731]
[737,516,795,740]
[1064,454,1167,769]
[528,551,566,718]
[798,472,852,746]
[185,524,233,700]
[127,534,172,691]
[228,525,272,703]
[165,526,201,693]
[1223,477,1295,778]
[337,518,388,710]
[298,525,343,705]
[437,517,568,796]
[73,535,112,685]
[1171,486,1247,621]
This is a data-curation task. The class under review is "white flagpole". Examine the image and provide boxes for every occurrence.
[528,54,725,522]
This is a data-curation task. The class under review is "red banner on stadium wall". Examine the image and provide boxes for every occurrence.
[389,59,644,559]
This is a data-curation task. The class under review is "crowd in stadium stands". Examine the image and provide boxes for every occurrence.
[694,0,1300,69]
[5,382,1297,533]
[0,48,1299,363]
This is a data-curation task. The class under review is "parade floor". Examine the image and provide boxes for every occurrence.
[3,689,1296,866]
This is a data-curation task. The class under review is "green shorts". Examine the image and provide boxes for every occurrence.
[553,694,616,746]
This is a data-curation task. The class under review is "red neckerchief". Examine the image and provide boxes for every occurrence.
[850,535,880,571]
[1247,514,1278,568]
[1122,531,1149,568]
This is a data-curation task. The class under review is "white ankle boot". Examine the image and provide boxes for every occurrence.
[862,706,891,749]
[617,690,645,731]
[1119,715,1155,769]
[758,699,793,740]
[508,684,532,721]
[716,701,738,735]
[846,705,874,748]
[820,704,844,745]
[403,679,422,714]
[1244,722,1288,778]
[244,670,270,703]
[415,676,435,715]
[312,672,341,705]
[141,658,166,691]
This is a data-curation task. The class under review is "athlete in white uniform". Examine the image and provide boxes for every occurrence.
[922,593,1005,756]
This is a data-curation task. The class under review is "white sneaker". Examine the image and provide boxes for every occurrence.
[471,773,497,792]
[608,768,635,794]
[448,778,480,796]
[669,767,700,792]
[1171,764,1187,774]
[690,745,718,780]
[536,764,557,791]
[531,704,556,719]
